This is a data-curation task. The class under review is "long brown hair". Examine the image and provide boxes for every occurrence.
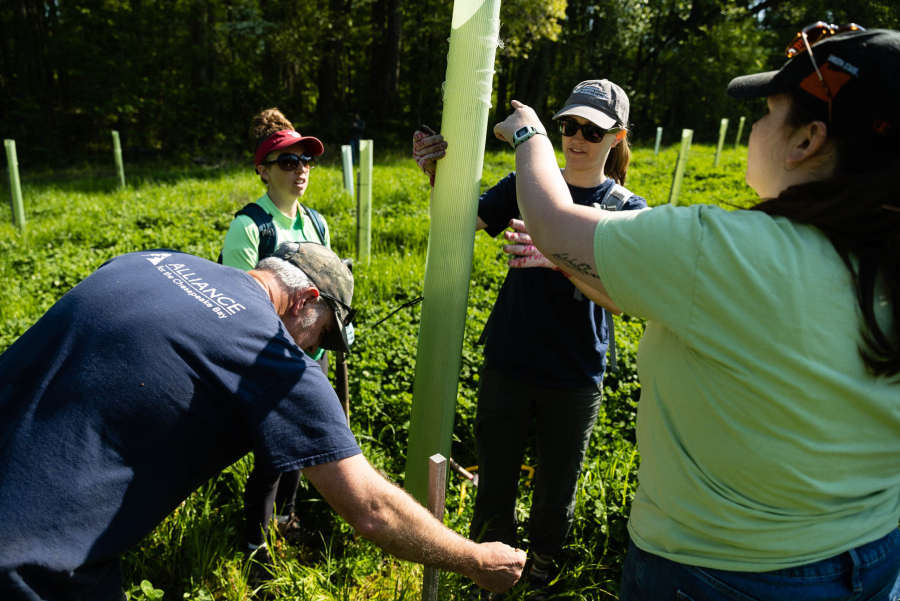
[750,93,899,379]
[605,130,631,185]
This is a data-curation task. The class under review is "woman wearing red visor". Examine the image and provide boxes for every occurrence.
[220,108,330,572]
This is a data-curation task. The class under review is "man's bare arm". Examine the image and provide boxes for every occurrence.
[303,454,525,592]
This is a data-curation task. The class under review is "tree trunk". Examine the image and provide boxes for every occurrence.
[379,0,403,119]
[493,52,508,127]
[369,0,387,99]
[12,0,38,101]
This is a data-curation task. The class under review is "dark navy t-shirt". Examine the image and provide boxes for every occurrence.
[0,251,360,600]
[478,173,647,387]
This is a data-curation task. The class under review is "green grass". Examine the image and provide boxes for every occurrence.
[0,143,755,600]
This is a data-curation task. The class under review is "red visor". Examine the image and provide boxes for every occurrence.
[254,130,324,166]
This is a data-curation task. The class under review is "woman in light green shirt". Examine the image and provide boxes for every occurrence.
[494,27,900,599]
[221,108,330,569]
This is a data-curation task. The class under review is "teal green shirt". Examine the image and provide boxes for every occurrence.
[594,205,899,572]
[221,192,331,361]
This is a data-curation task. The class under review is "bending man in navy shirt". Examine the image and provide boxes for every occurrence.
[0,242,525,600]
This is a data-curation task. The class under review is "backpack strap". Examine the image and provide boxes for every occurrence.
[590,185,633,373]
[300,203,328,246]
[217,203,277,264]
[596,183,634,212]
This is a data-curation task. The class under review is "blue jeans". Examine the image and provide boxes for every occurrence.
[620,529,900,601]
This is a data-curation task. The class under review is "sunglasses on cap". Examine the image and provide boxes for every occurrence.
[280,242,356,328]
[785,22,866,124]
[262,153,316,171]
[558,119,621,144]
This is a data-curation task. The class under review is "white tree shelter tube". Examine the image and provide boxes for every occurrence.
[404,0,502,504]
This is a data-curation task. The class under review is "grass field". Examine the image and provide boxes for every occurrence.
[0,141,757,600]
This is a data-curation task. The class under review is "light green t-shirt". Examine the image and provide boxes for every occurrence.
[594,204,899,572]
[221,193,331,271]
[221,192,331,361]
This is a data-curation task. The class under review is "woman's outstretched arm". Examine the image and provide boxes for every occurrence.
[494,100,613,295]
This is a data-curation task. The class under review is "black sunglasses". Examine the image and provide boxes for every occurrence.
[263,153,316,171]
[558,119,621,144]
[280,243,356,327]
[319,292,356,328]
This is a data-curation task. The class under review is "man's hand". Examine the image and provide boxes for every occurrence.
[303,454,526,593]
[493,100,544,149]
[468,542,527,592]
[413,125,447,187]
[503,219,559,270]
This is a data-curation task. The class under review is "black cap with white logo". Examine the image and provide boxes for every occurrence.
[727,29,900,145]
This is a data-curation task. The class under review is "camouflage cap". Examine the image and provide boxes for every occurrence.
[271,242,355,353]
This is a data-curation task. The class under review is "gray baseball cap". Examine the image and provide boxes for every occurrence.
[271,242,355,353]
[553,80,630,130]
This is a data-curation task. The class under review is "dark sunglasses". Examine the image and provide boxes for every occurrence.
[785,22,866,125]
[558,119,621,144]
[262,153,316,171]
[281,242,356,327]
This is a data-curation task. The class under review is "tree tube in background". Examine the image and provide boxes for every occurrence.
[404,0,502,504]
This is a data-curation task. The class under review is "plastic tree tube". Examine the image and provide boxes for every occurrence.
[358,140,373,264]
[714,118,729,167]
[734,116,746,150]
[112,131,126,189]
[4,140,25,230]
[341,145,354,193]
[668,129,694,206]
[654,126,663,156]
[404,0,502,504]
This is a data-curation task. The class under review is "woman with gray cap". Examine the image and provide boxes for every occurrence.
[413,80,647,599]
[493,25,900,599]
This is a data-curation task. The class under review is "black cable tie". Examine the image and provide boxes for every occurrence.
[368,296,424,330]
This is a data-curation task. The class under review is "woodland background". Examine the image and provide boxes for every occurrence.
[2,0,900,159]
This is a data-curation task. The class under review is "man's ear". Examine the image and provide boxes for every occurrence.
[786,120,829,166]
[257,165,269,183]
[289,287,320,316]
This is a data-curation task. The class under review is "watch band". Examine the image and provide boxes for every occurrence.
[512,125,546,149]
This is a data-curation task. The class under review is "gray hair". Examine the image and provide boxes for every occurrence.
[256,256,316,294]
[256,256,329,326]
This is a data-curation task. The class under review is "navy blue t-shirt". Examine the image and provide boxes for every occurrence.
[478,173,647,387]
[0,251,360,600]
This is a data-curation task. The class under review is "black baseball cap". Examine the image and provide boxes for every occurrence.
[271,242,355,353]
[727,28,900,145]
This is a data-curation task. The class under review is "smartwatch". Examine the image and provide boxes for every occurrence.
[512,125,546,149]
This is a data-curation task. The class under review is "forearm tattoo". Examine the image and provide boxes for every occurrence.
[551,253,599,279]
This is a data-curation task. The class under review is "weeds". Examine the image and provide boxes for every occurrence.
[1,143,752,599]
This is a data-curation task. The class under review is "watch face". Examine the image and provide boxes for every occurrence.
[515,126,529,138]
